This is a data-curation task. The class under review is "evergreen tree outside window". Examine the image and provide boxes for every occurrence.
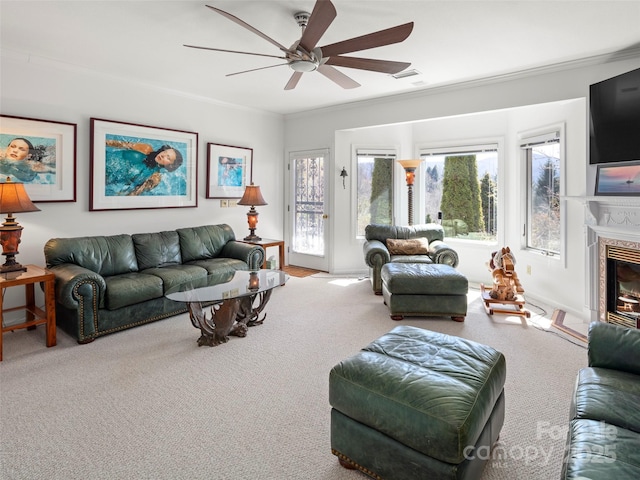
[356,149,395,237]
[480,173,497,235]
[421,145,498,241]
[441,155,485,233]
[521,132,561,255]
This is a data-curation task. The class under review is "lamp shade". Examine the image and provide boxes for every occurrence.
[397,159,422,170]
[237,184,267,206]
[0,178,40,214]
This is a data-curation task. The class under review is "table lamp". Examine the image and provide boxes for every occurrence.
[237,183,267,242]
[0,177,40,273]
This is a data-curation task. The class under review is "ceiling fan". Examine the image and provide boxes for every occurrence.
[184,0,414,90]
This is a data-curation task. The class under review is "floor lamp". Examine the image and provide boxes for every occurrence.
[397,159,422,226]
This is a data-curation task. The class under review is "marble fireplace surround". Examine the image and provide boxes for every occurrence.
[579,196,640,323]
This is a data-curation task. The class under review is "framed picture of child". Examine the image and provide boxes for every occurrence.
[90,118,198,211]
[206,143,253,199]
[0,114,77,202]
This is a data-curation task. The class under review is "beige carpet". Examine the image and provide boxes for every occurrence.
[551,309,588,342]
[0,276,587,480]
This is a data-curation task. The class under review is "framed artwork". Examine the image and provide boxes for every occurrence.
[595,160,640,196]
[206,142,253,198]
[0,114,77,202]
[90,118,198,211]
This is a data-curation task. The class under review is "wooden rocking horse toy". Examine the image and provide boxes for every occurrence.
[489,247,523,301]
[481,247,530,318]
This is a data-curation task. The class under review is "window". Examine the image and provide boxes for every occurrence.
[420,144,498,242]
[356,149,396,237]
[521,131,561,255]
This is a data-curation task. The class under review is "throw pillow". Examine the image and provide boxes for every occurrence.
[386,238,430,255]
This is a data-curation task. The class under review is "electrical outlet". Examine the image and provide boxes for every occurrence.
[220,200,228,207]
[526,265,532,275]
[229,199,238,207]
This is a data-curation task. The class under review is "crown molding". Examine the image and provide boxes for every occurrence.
[286,46,640,119]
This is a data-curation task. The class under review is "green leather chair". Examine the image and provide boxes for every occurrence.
[362,223,459,295]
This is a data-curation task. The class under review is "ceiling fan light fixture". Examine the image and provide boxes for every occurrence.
[195,1,414,90]
[290,59,318,72]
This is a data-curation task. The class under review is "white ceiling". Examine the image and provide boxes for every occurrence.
[2,1,640,115]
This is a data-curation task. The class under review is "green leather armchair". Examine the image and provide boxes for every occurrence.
[362,223,459,294]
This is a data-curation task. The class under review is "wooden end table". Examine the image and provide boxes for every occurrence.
[239,238,285,270]
[0,265,56,361]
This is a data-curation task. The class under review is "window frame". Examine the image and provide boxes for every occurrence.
[518,124,566,264]
[353,146,398,239]
[418,138,503,246]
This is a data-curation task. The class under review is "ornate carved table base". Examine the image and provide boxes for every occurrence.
[188,290,274,347]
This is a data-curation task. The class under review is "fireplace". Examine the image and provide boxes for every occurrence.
[600,240,640,329]
[581,195,640,327]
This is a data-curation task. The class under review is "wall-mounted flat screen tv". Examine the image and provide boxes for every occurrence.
[589,67,640,164]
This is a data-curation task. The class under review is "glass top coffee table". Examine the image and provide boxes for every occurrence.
[166,269,288,347]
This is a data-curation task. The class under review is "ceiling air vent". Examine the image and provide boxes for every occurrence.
[392,69,421,80]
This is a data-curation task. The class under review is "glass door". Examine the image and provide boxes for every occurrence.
[288,150,329,271]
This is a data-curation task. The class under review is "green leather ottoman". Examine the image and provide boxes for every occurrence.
[330,325,506,480]
[381,263,468,321]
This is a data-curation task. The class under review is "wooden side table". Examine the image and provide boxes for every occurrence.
[239,238,286,270]
[0,264,56,361]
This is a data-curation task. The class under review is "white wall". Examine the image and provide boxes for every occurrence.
[284,55,640,318]
[1,54,284,309]
[3,48,640,319]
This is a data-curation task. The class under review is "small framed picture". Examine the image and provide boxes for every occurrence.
[206,143,253,199]
[0,114,77,202]
[90,118,198,211]
[595,160,640,196]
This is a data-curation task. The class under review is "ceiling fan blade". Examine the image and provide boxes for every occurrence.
[320,22,414,57]
[324,56,410,74]
[184,44,286,60]
[317,65,360,89]
[226,63,290,77]
[284,71,303,90]
[298,0,337,53]
[205,5,289,52]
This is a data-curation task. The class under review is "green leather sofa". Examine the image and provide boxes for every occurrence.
[561,321,640,479]
[363,223,459,294]
[43,224,264,343]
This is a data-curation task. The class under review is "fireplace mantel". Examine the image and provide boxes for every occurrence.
[566,196,640,322]
[565,196,640,238]
[566,196,640,205]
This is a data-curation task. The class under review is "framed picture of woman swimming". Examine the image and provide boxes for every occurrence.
[206,142,253,199]
[90,118,198,211]
[0,114,77,202]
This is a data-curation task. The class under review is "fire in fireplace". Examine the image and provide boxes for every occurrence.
[605,245,640,329]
